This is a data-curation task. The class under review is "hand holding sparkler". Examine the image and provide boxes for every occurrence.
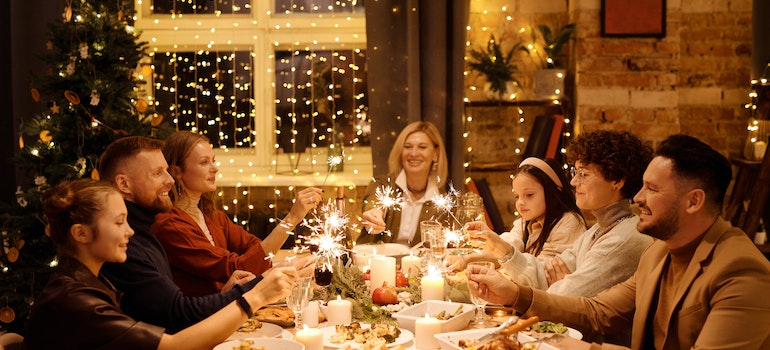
[362,184,404,236]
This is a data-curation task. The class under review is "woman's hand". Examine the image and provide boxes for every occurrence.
[465,221,512,259]
[285,187,324,224]
[362,208,386,234]
[250,266,298,307]
[445,252,497,272]
[221,270,256,292]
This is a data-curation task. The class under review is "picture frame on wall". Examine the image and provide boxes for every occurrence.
[601,0,666,38]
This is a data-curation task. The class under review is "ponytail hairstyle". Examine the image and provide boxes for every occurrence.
[516,158,586,256]
[42,179,119,256]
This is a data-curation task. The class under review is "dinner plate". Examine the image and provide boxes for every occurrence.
[214,337,304,350]
[434,328,559,350]
[320,323,414,349]
[523,326,583,340]
[227,322,283,340]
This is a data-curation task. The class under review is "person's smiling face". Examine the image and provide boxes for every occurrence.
[570,161,621,211]
[634,156,683,241]
[400,131,438,177]
[87,192,134,264]
[123,149,175,212]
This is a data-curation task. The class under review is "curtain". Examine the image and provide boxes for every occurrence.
[366,0,470,188]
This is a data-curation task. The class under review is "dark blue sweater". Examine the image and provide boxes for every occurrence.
[102,200,261,333]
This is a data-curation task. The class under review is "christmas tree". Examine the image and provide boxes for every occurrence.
[0,0,169,333]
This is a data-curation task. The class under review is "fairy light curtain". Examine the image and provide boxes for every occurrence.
[365,0,469,186]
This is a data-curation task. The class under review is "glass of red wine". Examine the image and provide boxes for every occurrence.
[314,256,334,301]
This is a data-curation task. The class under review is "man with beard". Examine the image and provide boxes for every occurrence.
[466,134,770,349]
[97,136,310,333]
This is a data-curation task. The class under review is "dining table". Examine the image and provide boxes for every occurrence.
[220,249,585,350]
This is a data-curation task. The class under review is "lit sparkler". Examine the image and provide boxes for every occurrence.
[374,184,404,211]
[322,154,344,187]
[299,200,349,262]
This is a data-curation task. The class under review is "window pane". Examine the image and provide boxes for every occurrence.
[152,0,251,15]
[152,51,255,148]
[275,49,369,154]
[274,0,364,14]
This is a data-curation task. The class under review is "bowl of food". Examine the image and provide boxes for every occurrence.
[434,329,558,350]
[392,300,475,333]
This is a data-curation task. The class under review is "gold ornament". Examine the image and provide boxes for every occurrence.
[64,90,80,105]
[63,6,72,22]
[18,135,24,149]
[50,101,60,114]
[39,130,52,143]
[6,247,19,263]
[151,114,164,127]
[135,99,148,113]
[91,169,100,181]
[0,306,15,324]
[31,88,40,102]
[15,239,25,250]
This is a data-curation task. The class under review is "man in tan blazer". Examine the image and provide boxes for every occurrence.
[467,134,770,349]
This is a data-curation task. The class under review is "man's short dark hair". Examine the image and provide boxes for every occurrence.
[98,136,164,183]
[654,134,732,213]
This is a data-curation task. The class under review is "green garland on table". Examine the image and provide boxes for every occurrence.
[321,261,422,325]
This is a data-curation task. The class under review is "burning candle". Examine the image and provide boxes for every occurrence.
[401,253,422,276]
[326,295,352,326]
[420,272,444,301]
[370,255,396,296]
[304,300,319,327]
[295,326,323,350]
[415,313,441,349]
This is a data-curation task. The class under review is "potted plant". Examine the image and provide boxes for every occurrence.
[468,34,527,100]
[529,23,576,100]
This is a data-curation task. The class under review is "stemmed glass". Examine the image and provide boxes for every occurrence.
[286,276,313,331]
[314,256,334,301]
[466,261,499,328]
[428,226,448,265]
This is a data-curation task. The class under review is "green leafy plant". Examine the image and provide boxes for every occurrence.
[468,34,527,95]
[533,23,576,69]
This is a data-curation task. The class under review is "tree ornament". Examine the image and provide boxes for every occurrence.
[46,40,53,51]
[50,101,60,114]
[0,306,15,324]
[39,130,53,143]
[151,114,164,127]
[5,247,19,263]
[63,6,72,22]
[90,89,100,106]
[64,90,81,105]
[30,88,40,102]
[79,42,89,59]
[18,135,24,149]
[135,98,148,113]
[66,56,76,76]
[91,168,100,181]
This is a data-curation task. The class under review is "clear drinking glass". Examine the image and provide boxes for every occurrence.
[420,220,442,248]
[466,261,499,328]
[286,276,313,331]
[428,227,448,264]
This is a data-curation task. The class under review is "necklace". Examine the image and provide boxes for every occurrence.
[598,214,635,236]
[406,185,426,194]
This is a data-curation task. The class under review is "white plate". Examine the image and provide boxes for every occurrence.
[214,337,304,350]
[434,328,559,350]
[227,322,283,341]
[320,323,414,349]
[523,326,583,340]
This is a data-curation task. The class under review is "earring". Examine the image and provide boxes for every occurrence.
[432,161,438,171]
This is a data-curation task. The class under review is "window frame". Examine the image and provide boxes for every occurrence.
[133,1,372,186]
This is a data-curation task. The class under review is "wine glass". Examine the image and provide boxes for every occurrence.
[420,220,442,248]
[466,261,499,328]
[286,276,313,331]
[428,226,448,265]
[314,256,334,301]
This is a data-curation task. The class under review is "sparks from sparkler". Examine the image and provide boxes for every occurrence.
[299,200,349,261]
[322,154,344,187]
[367,183,405,237]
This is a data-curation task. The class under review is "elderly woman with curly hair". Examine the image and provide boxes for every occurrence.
[467,130,654,299]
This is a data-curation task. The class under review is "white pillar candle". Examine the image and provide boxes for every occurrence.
[295,326,323,350]
[370,255,396,296]
[420,275,444,301]
[401,254,422,277]
[304,300,320,327]
[325,295,352,326]
[414,314,441,349]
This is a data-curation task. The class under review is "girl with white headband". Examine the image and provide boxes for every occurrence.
[449,157,586,270]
